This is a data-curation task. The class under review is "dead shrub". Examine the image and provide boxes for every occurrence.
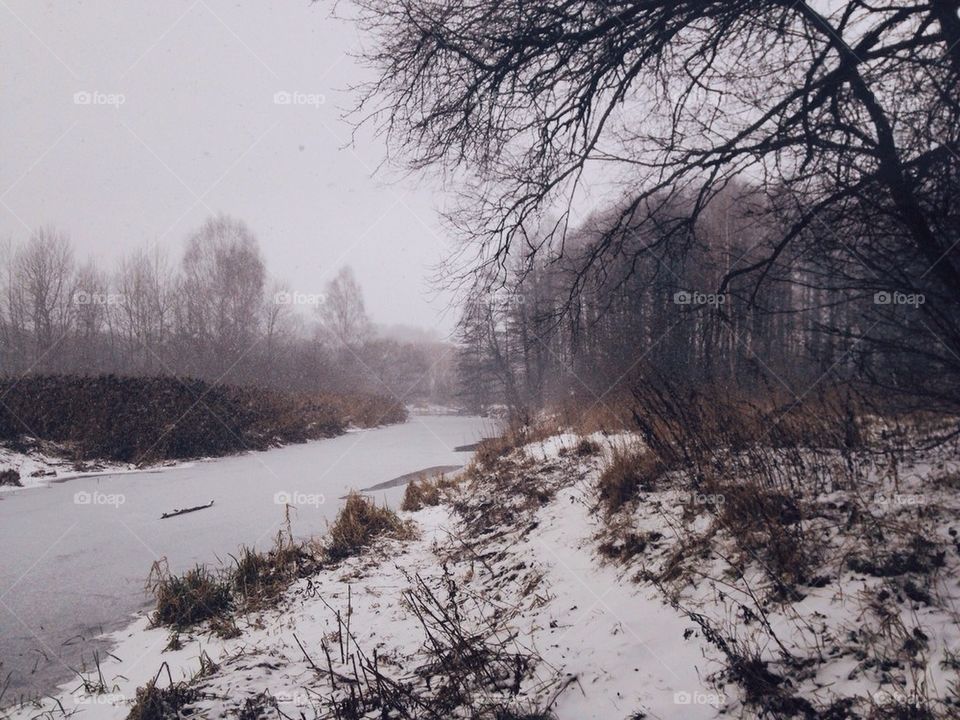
[325,491,414,561]
[126,679,200,720]
[147,562,232,629]
[598,449,661,512]
[712,480,812,588]
[626,376,881,491]
[401,472,458,512]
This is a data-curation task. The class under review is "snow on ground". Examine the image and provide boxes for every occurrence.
[5,430,958,718]
[2,437,723,720]
[0,441,188,492]
[491,478,723,718]
[523,430,641,462]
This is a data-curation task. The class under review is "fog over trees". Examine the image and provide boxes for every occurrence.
[348,0,959,415]
[0,216,455,405]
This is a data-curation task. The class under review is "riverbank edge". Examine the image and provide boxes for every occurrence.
[7,428,959,718]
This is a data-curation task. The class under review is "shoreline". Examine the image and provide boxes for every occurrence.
[356,463,464,492]
[0,416,490,708]
[3,428,956,718]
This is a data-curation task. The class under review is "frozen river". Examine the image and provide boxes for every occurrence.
[0,414,493,702]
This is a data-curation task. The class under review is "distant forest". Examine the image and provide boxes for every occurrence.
[454,183,956,416]
[0,216,455,406]
[360,2,960,419]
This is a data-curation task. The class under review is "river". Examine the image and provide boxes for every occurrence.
[0,414,493,702]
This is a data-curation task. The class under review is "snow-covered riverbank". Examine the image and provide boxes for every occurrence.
[3,433,722,720]
[0,416,491,706]
[0,442,189,492]
[5,429,959,718]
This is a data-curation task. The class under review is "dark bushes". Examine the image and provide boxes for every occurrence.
[0,374,407,463]
[0,469,21,486]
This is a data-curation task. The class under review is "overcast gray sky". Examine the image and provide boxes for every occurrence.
[0,1,457,334]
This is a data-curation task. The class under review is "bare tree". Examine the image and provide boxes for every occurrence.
[317,266,371,349]
[179,215,266,376]
[353,0,960,404]
[10,228,75,365]
[0,224,458,406]
[115,245,175,372]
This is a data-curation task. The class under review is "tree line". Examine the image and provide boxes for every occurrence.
[454,185,924,415]
[349,0,959,417]
[0,216,455,405]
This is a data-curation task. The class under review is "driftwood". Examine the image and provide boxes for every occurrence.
[160,500,214,519]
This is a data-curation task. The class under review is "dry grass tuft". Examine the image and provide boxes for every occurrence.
[229,531,317,605]
[598,448,661,513]
[325,491,414,561]
[148,528,320,630]
[473,435,516,469]
[401,472,458,512]
[126,679,200,720]
[401,476,442,511]
[147,563,232,629]
[560,436,601,458]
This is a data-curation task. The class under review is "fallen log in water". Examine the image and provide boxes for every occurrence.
[161,500,214,519]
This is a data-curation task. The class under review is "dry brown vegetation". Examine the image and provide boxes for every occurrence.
[125,656,218,720]
[126,680,200,720]
[0,374,406,464]
[597,448,660,513]
[298,572,558,720]
[147,494,416,633]
[558,436,601,458]
[325,491,414,561]
[401,471,459,512]
[555,380,960,717]
[147,564,233,629]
